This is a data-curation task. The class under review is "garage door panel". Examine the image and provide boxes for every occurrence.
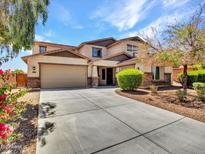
[41,64,87,88]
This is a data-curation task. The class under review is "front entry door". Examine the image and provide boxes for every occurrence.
[106,68,113,85]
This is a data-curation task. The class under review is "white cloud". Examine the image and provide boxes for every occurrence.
[35,34,51,42]
[43,30,55,37]
[25,49,32,54]
[92,0,158,31]
[126,9,194,38]
[35,34,44,41]
[139,13,182,37]
[34,30,54,43]
[163,0,190,9]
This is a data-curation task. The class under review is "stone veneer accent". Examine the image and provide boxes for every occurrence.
[91,77,99,87]
[143,72,153,86]
[27,73,171,88]
[87,77,92,87]
[142,72,171,87]
[164,73,171,83]
[27,77,40,88]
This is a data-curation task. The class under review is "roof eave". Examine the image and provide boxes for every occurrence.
[103,52,133,60]
[34,41,77,48]
[21,48,90,61]
[21,56,28,64]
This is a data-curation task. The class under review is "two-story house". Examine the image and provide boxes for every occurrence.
[22,36,172,88]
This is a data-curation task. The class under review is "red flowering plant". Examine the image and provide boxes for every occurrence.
[0,69,27,144]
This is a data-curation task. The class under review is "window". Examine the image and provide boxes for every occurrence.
[155,67,160,80]
[39,46,47,53]
[152,65,160,80]
[92,47,102,57]
[102,69,105,80]
[127,44,133,51]
[148,48,155,55]
[127,44,138,52]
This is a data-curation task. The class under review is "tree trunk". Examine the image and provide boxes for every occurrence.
[183,64,188,90]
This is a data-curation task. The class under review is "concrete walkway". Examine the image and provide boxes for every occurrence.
[36,88,205,154]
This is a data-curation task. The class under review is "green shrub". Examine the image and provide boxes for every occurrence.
[192,63,205,70]
[202,63,205,69]
[116,69,144,91]
[193,82,205,102]
[149,85,158,94]
[176,89,187,102]
[198,71,205,82]
[178,70,205,87]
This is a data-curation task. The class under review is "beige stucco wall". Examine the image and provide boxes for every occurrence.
[160,67,165,80]
[117,62,152,73]
[87,64,92,78]
[165,66,173,73]
[142,64,172,74]
[118,64,135,71]
[135,63,145,71]
[107,40,147,58]
[93,60,118,67]
[142,63,152,72]
[33,43,62,55]
[91,66,98,78]
[78,44,108,59]
[27,55,88,77]
[107,42,125,56]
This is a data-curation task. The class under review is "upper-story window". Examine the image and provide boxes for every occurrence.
[92,47,102,57]
[39,46,47,53]
[127,44,138,52]
[148,48,155,55]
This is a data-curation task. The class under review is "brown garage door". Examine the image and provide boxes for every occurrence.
[40,64,87,88]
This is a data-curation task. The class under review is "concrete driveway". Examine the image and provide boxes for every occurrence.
[37,88,205,154]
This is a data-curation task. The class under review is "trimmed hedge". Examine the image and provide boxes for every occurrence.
[178,70,205,87]
[116,69,144,90]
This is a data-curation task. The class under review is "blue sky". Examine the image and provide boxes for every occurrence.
[1,0,203,72]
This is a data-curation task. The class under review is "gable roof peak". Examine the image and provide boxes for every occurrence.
[78,37,117,48]
[81,37,116,44]
[107,35,146,48]
[118,35,146,42]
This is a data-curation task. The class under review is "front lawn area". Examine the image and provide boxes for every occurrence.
[116,86,205,123]
[1,89,40,154]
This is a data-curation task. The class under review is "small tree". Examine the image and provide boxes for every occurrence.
[142,4,205,90]
[0,0,49,65]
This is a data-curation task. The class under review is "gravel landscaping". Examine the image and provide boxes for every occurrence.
[116,86,205,123]
[1,89,40,154]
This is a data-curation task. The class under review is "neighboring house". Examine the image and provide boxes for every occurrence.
[22,36,172,88]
